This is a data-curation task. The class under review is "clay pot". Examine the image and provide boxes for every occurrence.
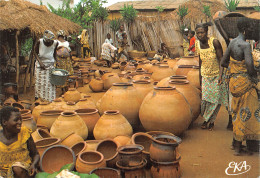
[94,70,104,78]
[117,144,144,167]
[125,63,136,71]
[3,97,16,106]
[176,65,194,76]
[76,151,106,174]
[61,132,84,148]
[146,131,175,137]
[62,101,79,112]
[85,140,101,151]
[143,63,153,72]
[32,102,51,122]
[11,102,25,110]
[35,137,61,157]
[75,109,100,136]
[151,159,181,178]
[93,110,133,140]
[76,98,96,109]
[31,128,51,142]
[71,141,88,157]
[96,139,119,168]
[89,78,104,92]
[22,116,37,132]
[131,132,152,156]
[187,65,200,89]
[151,65,174,82]
[139,87,192,136]
[49,99,64,110]
[172,56,199,73]
[169,80,201,121]
[19,100,32,110]
[120,61,127,71]
[157,75,187,87]
[64,88,81,102]
[167,59,177,68]
[37,110,63,129]
[50,111,88,140]
[148,63,160,73]
[20,109,32,118]
[150,134,181,162]
[90,168,121,178]
[40,145,76,173]
[101,72,118,81]
[97,83,142,129]
[114,136,131,146]
[133,80,153,101]
[103,75,121,90]
[112,63,119,69]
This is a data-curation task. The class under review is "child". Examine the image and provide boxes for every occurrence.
[188,31,196,56]
[117,33,129,61]
[105,33,113,45]
[0,106,39,178]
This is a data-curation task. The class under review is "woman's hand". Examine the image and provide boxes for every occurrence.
[29,163,36,176]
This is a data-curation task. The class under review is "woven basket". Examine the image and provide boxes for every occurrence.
[128,51,147,58]
[147,51,156,58]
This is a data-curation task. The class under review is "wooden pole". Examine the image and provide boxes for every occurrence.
[30,37,37,90]
[15,30,20,89]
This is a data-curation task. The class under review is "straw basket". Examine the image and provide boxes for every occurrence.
[128,50,147,58]
[50,69,69,86]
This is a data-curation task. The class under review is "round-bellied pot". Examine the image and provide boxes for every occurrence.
[75,109,100,137]
[61,132,84,148]
[64,88,81,102]
[169,80,201,121]
[89,78,104,92]
[32,102,51,122]
[150,134,182,162]
[31,128,51,142]
[103,75,121,90]
[167,58,177,69]
[176,65,194,76]
[157,75,187,87]
[85,140,101,151]
[96,83,142,129]
[148,63,160,73]
[76,151,106,174]
[102,72,118,81]
[71,141,88,157]
[139,86,192,136]
[35,137,61,157]
[50,111,88,140]
[90,168,121,178]
[49,98,65,110]
[22,116,37,132]
[37,110,63,129]
[93,110,133,140]
[40,145,75,173]
[151,65,174,82]
[187,65,200,89]
[151,159,181,178]
[62,101,79,112]
[76,98,96,110]
[117,144,144,167]
[133,80,153,102]
[94,70,104,78]
[114,136,131,146]
[172,56,199,73]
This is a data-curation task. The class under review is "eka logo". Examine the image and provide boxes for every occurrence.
[225,161,251,176]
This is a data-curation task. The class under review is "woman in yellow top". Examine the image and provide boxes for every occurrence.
[0,106,39,177]
[79,29,91,58]
[195,22,228,131]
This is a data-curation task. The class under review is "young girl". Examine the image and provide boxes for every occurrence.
[0,106,39,178]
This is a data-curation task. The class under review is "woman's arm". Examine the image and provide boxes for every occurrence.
[27,136,40,172]
[244,43,257,81]
[213,39,224,83]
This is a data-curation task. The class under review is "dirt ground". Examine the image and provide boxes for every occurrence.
[19,67,259,178]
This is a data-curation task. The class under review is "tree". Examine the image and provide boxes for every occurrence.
[224,0,240,12]
[120,4,138,23]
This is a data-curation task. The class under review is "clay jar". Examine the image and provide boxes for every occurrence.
[151,65,174,82]
[20,109,32,118]
[62,101,79,112]
[31,128,51,142]
[76,98,96,110]
[150,134,181,162]
[117,144,144,167]
[61,132,84,148]
[97,83,142,129]
[187,65,200,89]
[94,70,104,78]
[172,56,199,73]
[75,109,100,136]
[167,58,177,68]
[37,110,63,129]
[157,75,187,87]
[19,100,32,110]
[125,63,136,71]
[103,75,121,90]
[139,86,192,136]
[114,136,131,147]
[35,137,61,157]
[22,116,37,132]
[71,141,88,157]
[148,63,160,73]
[119,62,127,71]
[169,80,201,121]
[85,140,101,151]
[76,151,106,174]
[176,65,194,76]
[32,102,51,122]
[89,78,104,92]
[101,72,118,81]
[93,110,133,140]
[64,88,81,102]
[50,111,88,140]
[49,98,64,110]
[133,80,153,101]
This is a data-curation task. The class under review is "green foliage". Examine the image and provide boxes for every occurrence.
[253,3,260,12]
[110,18,122,32]
[202,5,211,18]
[180,25,190,34]
[120,4,138,23]
[92,6,108,22]
[177,5,189,20]
[224,0,240,12]
[21,38,33,56]
[39,0,43,6]
[156,6,165,13]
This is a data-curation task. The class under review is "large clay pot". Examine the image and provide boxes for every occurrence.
[49,99,64,110]
[35,137,61,157]
[103,75,121,90]
[187,65,200,89]
[148,63,160,73]
[31,128,51,142]
[76,98,96,110]
[151,160,181,178]
[85,140,101,151]
[89,78,104,92]
[62,101,79,112]
[71,141,88,157]
[169,80,201,121]
[151,65,174,82]
[37,110,63,129]
[157,75,187,87]
[63,88,81,102]
[76,151,106,174]
[75,109,100,136]
[101,72,118,81]
[32,102,51,122]
[172,56,199,73]
[176,65,194,76]
[167,59,177,68]
[143,63,153,72]
[93,110,133,140]
[61,132,84,148]
[22,117,37,132]
[139,86,192,136]
[114,136,131,146]
[133,80,153,101]
[94,70,104,78]
[40,145,76,174]
[90,168,121,178]
[97,83,142,129]
[50,111,88,140]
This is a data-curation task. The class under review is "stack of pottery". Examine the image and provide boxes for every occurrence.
[89,78,104,92]
[187,65,200,89]
[151,65,174,82]
[150,134,182,178]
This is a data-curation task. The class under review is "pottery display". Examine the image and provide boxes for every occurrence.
[32,102,51,122]
[89,78,104,92]
[176,65,194,76]
[156,75,187,87]
[114,136,131,146]
[50,111,88,140]
[169,80,201,121]
[151,159,181,178]
[40,145,76,173]
[97,83,142,129]
[85,140,101,151]
[103,75,121,90]
[93,110,133,140]
[63,88,81,102]
[76,151,106,174]
[151,65,174,82]
[139,86,192,136]
[37,110,63,129]
[133,80,153,101]
[76,98,96,110]
[71,141,88,157]
[22,117,37,132]
[117,144,144,167]
[187,65,200,89]
[75,109,100,136]
[35,137,61,157]
[172,56,199,73]
[61,132,84,148]
[31,128,51,142]
[90,168,121,178]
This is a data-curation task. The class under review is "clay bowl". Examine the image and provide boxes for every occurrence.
[71,141,88,157]
[40,145,76,173]
[36,137,61,157]
[90,167,121,178]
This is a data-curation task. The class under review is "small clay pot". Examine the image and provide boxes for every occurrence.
[150,159,181,178]
[61,132,84,148]
[64,88,81,102]
[31,128,51,142]
[71,141,88,157]
[117,144,144,167]
[90,168,121,178]
[36,137,61,157]
[19,100,32,110]
[116,158,147,178]
[85,140,101,151]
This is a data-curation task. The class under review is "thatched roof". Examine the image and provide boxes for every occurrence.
[0,0,81,36]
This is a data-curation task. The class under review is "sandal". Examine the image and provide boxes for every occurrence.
[201,121,208,129]
[208,123,214,131]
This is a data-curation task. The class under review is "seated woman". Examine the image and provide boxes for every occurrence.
[101,42,117,67]
[0,106,39,178]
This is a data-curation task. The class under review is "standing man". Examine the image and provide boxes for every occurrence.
[35,30,58,102]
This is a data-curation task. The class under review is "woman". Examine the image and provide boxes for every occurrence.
[79,29,91,58]
[221,18,259,155]
[195,22,228,131]
[183,28,190,56]
[101,42,117,67]
[116,25,126,48]
[0,106,39,177]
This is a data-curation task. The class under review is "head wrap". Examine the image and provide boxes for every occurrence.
[184,28,189,32]
[43,30,55,40]
[195,22,213,32]
[57,30,65,37]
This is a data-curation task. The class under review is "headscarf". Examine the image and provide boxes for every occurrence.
[195,22,213,32]
[57,30,65,37]
[43,30,55,40]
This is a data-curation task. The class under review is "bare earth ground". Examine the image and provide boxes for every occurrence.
[19,67,259,178]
